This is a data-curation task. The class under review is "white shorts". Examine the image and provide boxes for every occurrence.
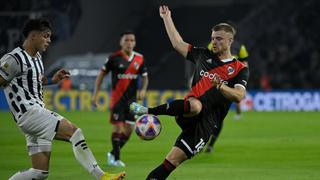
[17,107,64,147]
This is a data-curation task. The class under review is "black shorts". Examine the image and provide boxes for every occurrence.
[174,112,214,159]
[110,105,135,125]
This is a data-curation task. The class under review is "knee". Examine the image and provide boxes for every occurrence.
[56,119,78,141]
[166,156,182,167]
[189,99,202,115]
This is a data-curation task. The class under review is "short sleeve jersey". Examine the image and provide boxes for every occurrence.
[186,45,249,125]
[102,50,147,109]
[0,47,45,120]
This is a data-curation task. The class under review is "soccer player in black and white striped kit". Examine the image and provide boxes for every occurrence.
[0,19,125,180]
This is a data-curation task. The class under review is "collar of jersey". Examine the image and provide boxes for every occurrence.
[221,58,233,63]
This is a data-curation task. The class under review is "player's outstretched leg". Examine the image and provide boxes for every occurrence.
[130,99,194,116]
[129,102,148,115]
[56,119,126,179]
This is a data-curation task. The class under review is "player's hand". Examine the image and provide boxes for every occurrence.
[52,69,70,83]
[137,89,146,101]
[159,5,171,19]
[211,73,223,90]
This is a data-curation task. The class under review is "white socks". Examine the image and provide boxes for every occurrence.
[69,128,104,179]
[9,168,49,180]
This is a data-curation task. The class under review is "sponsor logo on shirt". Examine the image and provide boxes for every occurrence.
[117,73,138,79]
[199,70,217,80]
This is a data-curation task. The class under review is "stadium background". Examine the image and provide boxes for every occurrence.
[0,0,319,179]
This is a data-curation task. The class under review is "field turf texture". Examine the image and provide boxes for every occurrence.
[0,111,319,180]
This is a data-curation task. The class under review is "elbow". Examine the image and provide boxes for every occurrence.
[235,94,246,103]
[232,92,245,103]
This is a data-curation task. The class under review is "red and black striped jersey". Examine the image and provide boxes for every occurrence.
[186,45,249,122]
[102,50,147,109]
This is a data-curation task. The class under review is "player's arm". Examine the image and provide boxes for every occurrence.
[137,74,148,100]
[159,5,189,58]
[212,68,249,103]
[0,54,20,87]
[218,85,246,103]
[43,69,70,85]
[91,69,107,106]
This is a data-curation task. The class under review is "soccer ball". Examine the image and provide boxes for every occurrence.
[135,114,161,140]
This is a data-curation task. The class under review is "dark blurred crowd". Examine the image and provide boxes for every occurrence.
[0,0,82,55]
[240,0,320,89]
[0,0,319,90]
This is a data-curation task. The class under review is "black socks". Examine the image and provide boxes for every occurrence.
[148,99,190,116]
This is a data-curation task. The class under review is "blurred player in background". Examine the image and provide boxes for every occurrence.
[0,18,125,180]
[130,6,249,179]
[92,31,148,167]
[205,41,249,153]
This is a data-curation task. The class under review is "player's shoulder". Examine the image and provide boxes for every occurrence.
[1,47,23,63]
[8,47,23,55]
[229,58,248,71]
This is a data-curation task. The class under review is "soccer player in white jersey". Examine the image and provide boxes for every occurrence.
[0,19,125,180]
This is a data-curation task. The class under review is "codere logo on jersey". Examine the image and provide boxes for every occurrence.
[117,73,138,79]
[199,70,217,80]
[200,70,228,85]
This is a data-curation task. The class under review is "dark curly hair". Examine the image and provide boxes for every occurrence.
[22,18,52,38]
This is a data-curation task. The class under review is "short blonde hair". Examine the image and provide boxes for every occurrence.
[212,23,236,37]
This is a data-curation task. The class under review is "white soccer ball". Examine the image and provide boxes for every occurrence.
[135,114,161,140]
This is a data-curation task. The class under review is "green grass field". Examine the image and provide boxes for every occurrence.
[0,111,319,180]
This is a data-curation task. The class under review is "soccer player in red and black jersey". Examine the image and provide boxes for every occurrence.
[205,42,249,153]
[130,6,249,179]
[92,31,148,167]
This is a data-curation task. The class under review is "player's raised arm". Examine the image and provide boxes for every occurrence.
[159,5,189,58]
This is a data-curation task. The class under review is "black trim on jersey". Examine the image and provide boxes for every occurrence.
[13,53,31,100]
[55,120,60,132]
[35,59,44,100]
[21,51,35,98]
[12,53,23,75]
[36,57,44,74]
[7,54,20,65]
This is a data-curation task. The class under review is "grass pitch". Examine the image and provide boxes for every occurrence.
[0,111,319,180]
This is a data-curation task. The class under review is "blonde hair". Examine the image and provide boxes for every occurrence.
[212,23,236,37]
